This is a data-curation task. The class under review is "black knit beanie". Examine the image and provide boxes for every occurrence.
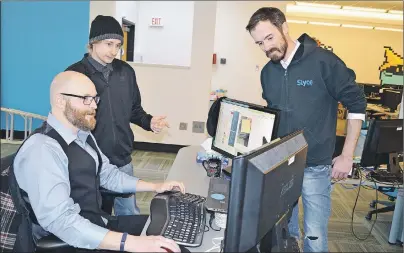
[89,15,124,44]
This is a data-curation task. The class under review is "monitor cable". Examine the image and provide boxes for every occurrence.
[350,169,379,241]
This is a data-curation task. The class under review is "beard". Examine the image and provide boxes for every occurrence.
[64,101,96,132]
[265,33,288,63]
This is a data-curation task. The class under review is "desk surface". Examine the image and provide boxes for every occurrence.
[141,146,224,252]
[366,104,399,117]
[141,145,402,251]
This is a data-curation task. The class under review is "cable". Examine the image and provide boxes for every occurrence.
[208,211,221,232]
[204,237,224,252]
[350,169,378,241]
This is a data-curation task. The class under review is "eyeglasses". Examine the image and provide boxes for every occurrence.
[61,93,100,105]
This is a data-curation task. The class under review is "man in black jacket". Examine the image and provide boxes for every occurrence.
[66,15,169,216]
[246,8,366,252]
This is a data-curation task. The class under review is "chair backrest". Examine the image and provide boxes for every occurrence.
[1,154,36,252]
[1,154,16,173]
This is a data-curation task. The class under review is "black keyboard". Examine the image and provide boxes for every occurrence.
[146,192,206,247]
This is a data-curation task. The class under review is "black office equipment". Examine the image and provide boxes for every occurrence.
[383,89,403,112]
[205,177,230,213]
[362,84,381,97]
[146,192,206,247]
[211,98,280,159]
[360,119,403,175]
[223,130,308,252]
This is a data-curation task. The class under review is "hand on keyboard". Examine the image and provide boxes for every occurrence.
[125,235,181,252]
[154,181,186,194]
[147,192,207,247]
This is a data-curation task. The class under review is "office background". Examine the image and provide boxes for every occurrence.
[1,1,403,147]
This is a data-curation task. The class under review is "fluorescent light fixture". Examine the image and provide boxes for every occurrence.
[388,10,403,15]
[309,21,340,27]
[374,27,403,32]
[342,6,386,13]
[295,1,341,9]
[341,24,373,29]
[286,4,403,21]
[288,19,308,24]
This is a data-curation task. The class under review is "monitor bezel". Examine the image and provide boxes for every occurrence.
[211,97,280,159]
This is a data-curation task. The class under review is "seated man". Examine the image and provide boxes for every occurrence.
[13,71,183,252]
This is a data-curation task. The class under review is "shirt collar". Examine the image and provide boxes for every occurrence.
[46,113,90,145]
[281,40,300,69]
[87,55,113,73]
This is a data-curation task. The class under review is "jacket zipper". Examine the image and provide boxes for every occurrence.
[106,84,117,145]
[284,69,290,133]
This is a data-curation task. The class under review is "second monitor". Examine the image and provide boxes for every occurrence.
[212,98,280,158]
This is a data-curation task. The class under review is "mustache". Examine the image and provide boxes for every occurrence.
[266,48,280,56]
[85,110,96,116]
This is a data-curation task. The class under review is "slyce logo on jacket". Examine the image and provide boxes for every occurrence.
[297,79,313,87]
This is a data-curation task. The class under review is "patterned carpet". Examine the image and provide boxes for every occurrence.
[1,143,402,252]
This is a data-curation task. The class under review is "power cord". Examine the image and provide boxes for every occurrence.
[204,237,224,252]
[208,211,222,232]
[350,169,378,241]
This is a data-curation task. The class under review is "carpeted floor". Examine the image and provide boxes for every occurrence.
[1,143,401,252]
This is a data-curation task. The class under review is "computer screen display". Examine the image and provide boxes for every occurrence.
[212,98,279,158]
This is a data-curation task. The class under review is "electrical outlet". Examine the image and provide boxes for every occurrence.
[179,122,188,130]
[192,121,205,133]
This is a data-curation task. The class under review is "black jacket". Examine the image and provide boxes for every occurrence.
[260,34,366,166]
[66,55,153,167]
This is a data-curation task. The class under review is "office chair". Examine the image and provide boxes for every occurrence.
[365,187,397,221]
[1,154,133,252]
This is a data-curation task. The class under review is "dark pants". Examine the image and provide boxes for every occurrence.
[75,215,149,253]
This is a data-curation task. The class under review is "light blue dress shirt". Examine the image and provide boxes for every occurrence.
[13,113,140,249]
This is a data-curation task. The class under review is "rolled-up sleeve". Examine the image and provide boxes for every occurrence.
[14,135,109,249]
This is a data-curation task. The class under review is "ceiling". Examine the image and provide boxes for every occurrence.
[299,1,403,11]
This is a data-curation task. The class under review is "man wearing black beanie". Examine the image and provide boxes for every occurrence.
[66,15,170,216]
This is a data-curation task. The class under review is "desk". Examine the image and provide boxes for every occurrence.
[366,104,399,118]
[142,146,403,250]
[141,146,224,252]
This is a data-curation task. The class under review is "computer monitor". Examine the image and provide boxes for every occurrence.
[211,98,280,159]
[360,119,403,174]
[362,84,381,97]
[223,130,308,252]
[383,89,403,111]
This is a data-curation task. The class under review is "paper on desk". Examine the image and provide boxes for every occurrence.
[201,137,213,151]
[201,138,222,156]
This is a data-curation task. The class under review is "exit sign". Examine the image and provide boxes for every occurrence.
[150,17,163,27]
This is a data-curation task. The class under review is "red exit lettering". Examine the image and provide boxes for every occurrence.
[151,18,161,25]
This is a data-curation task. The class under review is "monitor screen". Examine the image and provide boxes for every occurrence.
[212,98,279,158]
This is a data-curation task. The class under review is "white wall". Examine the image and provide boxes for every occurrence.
[116,1,137,24]
[129,1,217,145]
[134,1,194,67]
[211,1,288,106]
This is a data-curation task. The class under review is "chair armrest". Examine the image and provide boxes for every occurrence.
[99,187,133,198]
[36,234,71,251]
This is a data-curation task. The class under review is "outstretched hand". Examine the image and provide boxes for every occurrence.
[151,116,170,134]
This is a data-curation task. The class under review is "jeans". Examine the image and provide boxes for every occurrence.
[113,163,141,215]
[288,165,332,252]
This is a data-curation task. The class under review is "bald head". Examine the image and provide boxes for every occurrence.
[50,71,96,108]
[50,71,98,132]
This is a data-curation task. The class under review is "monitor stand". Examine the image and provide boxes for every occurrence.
[245,208,299,253]
[388,153,402,175]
